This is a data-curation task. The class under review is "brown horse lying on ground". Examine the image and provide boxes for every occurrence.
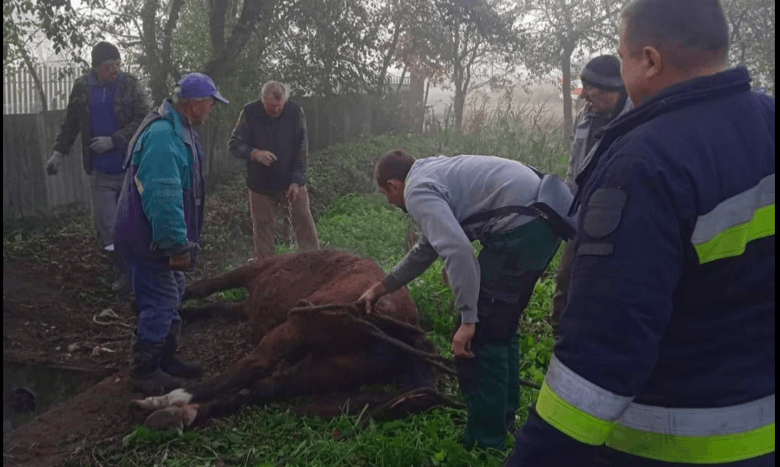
[132,250,442,431]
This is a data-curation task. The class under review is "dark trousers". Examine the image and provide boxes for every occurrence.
[550,239,575,336]
[457,218,560,450]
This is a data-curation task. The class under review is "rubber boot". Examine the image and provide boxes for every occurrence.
[160,322,203,379]
[129,332,187,396]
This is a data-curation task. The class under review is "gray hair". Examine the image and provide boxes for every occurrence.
[260,81,289,103]
[172,87,213,107]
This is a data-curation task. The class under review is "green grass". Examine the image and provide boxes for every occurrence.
[113,405,510,467]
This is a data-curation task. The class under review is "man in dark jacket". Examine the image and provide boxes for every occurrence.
[46,41,149,293]
[551,55,632,335]
[506,0,774,465]
[115,72,229,395]
[228,81,318,259]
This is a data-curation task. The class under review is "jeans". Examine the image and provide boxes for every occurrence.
[130,262,185,344]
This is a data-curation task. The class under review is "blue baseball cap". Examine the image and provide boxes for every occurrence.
[175,72,229,104]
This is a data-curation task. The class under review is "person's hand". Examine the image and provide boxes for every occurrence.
[250,149,277,166]
[168,252,191,271]
[452,322,476,359]
[357,281,389,314]
[285,183,301,204]
[45,151,65,175]
[89,136,114,154]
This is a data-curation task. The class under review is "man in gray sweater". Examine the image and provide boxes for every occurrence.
[358,149,572,450]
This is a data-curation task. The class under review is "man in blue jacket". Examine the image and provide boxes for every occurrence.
[46,41,149,294]
[115,73,229,395]
[506,0,774,465]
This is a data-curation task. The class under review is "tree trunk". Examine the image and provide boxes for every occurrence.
[15,38,47,112]
[419,79,430,133]
[377,19,401,93]
[453,88,465,131]
[396,65,407,93]
[561,43,574,142]
[201,0,270,85]
[141,0,167,106]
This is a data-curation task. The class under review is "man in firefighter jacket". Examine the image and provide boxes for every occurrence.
[506,0,775,465]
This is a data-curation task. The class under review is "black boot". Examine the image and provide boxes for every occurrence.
[129,332,187,396]
[160,322,203,379]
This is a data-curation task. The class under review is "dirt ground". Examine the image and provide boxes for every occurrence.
[2,212,437,467]
[3,222,257,467]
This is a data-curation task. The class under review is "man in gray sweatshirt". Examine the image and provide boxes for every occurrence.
[358,149,571,450]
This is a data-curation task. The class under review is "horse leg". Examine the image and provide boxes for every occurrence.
[132,314,321,412]
[183,264,256,300]
[179,301,247,324]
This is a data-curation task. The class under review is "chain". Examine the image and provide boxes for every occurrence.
[286,199,297,250]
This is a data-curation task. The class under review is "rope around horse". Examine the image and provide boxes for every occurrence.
[287,302,542,391]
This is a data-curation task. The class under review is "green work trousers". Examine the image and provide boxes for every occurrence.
[456,218,560,450]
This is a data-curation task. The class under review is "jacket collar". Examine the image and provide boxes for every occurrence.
[569,67,751,216]
[599,66,751,144]
[156,99,195,147]
[122,99,194,170]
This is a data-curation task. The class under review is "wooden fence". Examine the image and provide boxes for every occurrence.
[3,111,91,219]
[3,65,79,115]
[3,91,412,219]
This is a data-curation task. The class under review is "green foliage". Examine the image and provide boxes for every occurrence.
[317,193,408,265]
[307,116,568,220]
[3,0,97,72]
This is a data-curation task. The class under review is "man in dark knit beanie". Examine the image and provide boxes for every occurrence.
[46,41,149,296]
[91,41,121,69]
[550,55,633,335]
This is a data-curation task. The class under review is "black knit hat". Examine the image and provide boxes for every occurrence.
[581,55,623,91]
[91,41,120,68]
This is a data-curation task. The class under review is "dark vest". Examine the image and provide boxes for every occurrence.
[243,100,302,192]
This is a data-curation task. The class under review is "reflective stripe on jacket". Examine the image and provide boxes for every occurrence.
[508,66,775,466]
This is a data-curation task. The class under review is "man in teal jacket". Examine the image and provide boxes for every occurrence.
[115,73,229,395]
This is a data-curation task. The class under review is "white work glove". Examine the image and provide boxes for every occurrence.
[89,136,115,154]
[45,151,65,175]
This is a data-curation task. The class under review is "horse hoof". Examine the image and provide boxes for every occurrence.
[144,404,198,431]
